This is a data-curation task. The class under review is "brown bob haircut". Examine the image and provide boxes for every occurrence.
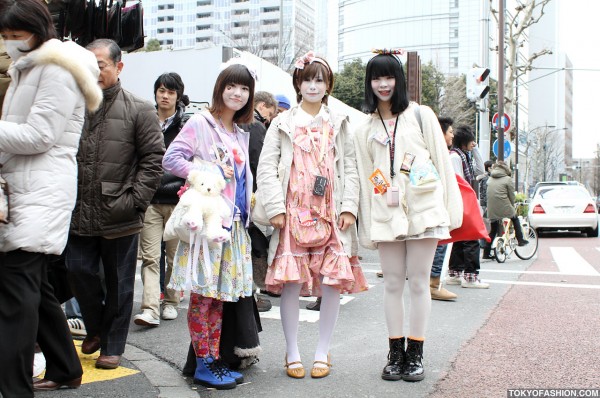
[292,57,334,105]
[0,0,57,53]
[208,64,255,124]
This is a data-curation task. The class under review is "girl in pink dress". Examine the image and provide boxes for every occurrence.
[256,51,368,379]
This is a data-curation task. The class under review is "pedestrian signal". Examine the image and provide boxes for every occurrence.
[466,67,490,101]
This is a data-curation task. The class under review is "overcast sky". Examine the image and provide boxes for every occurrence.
[559,0,600,159]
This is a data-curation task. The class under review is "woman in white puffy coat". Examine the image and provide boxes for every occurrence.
[0,0,102,396]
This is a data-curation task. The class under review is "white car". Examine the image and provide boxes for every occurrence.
[528,184,598,237]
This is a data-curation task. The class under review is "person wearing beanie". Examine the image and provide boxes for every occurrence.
[275,94,291,114]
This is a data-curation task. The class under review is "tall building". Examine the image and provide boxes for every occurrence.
[143,0,315,69]
[528,1,573,181]
[337,0,486,75]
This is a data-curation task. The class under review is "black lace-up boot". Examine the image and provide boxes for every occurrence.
[402,338,425,381]
[381,337,405,381]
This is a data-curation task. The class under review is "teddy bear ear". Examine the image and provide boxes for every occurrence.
[188,169,199,184]
[218,176,227,191]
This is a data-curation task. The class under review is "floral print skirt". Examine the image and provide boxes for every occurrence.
[169,221,254,302]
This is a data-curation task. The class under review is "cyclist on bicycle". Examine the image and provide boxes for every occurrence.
[483,161,528,259]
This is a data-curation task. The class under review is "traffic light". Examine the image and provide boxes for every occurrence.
[466,67,490,101]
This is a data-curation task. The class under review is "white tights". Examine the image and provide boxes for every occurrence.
[280,280,340,368]
[378,239,438,338]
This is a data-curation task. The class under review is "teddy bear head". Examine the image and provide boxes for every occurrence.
[187,170,227,197]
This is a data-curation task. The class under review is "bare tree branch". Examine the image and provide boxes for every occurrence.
[489,0,553,140]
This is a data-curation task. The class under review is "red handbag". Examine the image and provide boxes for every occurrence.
[439,174,490,245]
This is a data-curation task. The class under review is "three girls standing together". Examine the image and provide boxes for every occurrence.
[163,49,461,389]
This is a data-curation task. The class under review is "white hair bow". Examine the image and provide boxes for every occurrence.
[220,57,259,81]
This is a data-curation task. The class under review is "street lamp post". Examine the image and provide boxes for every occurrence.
[543,143,547,182]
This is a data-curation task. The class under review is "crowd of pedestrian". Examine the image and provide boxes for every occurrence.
[0,0,528,396]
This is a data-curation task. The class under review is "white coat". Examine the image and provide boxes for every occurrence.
[0,39,102,255]
[354,103,463,249]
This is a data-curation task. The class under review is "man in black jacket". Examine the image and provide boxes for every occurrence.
[134,72,190,327]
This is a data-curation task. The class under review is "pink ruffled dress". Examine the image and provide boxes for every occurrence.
[265,109,368,296]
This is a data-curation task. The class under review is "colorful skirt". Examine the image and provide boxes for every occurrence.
[169,221,254,302]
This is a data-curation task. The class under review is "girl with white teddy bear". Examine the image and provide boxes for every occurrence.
[162,61,261,390]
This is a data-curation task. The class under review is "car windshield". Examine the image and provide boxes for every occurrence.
[538,187,589,200]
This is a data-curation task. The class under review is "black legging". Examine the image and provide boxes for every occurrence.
[488,216,526,247]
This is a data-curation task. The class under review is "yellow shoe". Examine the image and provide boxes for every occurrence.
[310,354,332,379]
[285,355,305,379]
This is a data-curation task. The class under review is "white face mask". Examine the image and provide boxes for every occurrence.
[4,35,33,61]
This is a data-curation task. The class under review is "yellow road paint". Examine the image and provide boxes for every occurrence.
[38,340,140,384]
[73,340,140,384]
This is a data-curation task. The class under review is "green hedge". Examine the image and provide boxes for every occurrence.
[515,192,528,217]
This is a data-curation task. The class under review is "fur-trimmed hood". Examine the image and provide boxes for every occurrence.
[10,39,102,111]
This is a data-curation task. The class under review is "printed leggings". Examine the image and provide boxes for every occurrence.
[188,293,224,358]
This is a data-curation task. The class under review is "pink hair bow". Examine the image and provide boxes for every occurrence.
[294,50,316,70]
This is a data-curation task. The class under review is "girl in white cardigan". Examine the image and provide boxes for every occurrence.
[353,51,462,383]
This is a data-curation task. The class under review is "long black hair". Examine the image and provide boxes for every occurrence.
[363,54,409,115]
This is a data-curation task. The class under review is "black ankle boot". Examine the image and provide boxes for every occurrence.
[402,338,424,381]
[381,337,405,381]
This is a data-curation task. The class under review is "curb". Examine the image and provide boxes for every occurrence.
[123,344,198,398]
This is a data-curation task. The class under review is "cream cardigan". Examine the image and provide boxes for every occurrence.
[353,102,463,250]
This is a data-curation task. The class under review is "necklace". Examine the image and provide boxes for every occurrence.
[377,109,400,179]
[218,117,235,135]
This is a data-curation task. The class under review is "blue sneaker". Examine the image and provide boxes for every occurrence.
[194,356,236,390]
[214,359,244,384]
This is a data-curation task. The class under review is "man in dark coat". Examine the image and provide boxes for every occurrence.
[0,38,10,116]
[239,91,277,312]
[66,39,165,370]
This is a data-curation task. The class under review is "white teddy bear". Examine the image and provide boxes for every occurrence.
[178,169,231,242]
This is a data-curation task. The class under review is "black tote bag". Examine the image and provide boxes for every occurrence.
[119,1,144,52]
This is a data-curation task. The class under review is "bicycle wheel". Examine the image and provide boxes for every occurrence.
[494,238,507,263]
[515,226,538,260]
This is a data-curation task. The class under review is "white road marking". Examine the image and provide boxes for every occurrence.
[483,279,600,289]
[361,263,382,268]
[550,247,600,276]
[259,307,321,323]
[134,263,367,322]
[482,269,600,277]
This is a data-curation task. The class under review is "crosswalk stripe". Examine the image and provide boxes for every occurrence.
[484,279,600,289]
[550,247,600,276]
[482,269,600,277]
[259,307,321,323]
[134,262,367,323]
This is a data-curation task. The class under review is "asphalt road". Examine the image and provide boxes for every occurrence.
[36,231,600,398]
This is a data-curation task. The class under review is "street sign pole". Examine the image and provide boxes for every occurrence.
[497,0,505,161]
